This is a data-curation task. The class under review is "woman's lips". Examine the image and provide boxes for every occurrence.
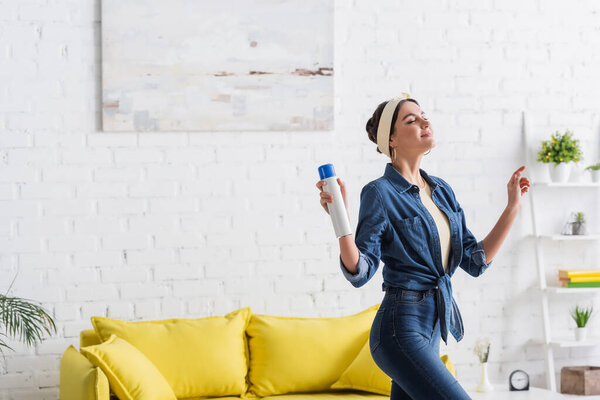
[421,132,432,137]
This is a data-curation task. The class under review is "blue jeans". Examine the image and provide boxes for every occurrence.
[370,287,472,400]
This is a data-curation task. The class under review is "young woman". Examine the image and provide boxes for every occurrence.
[316,95,530,399]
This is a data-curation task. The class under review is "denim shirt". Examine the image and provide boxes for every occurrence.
[339,163,493,345]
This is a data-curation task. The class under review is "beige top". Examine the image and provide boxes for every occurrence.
[419,181,451,272]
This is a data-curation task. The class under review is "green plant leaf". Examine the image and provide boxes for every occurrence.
[570,304,593,328]
[0,295,57,356]
[537,130,584,165]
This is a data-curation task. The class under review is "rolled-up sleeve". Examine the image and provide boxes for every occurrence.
[339,253,369,284]
[339,183,388,288]
[457,205,493,277]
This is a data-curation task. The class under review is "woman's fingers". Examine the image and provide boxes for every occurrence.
[320,191,333,202]
[519,178,530,193]
[317,179,347,214]
[515,165,526,173]
[317,181,331,200]
[518,175,530,194]
[317,179,343,203]
[317,180,333,214]
[511,165,526,182]
[510,166,528,187]
[507,166,531,199]
[319,193,331,212]
[316,181,328,213]
[337,178,346,196]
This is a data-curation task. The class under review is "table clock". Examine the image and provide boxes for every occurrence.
[509,369,529,391]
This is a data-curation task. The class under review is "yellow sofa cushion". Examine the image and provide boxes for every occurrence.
[81,329,101,348]
[330,339,390,395]
[330,340,457,395]
[60,345,110,400]
[441,354,456,378]
[91,307,251,399]
[80,334,176,400]
[245,304,379,397]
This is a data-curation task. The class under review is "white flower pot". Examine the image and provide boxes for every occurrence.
[549,163,572,183]
[575,327,587,342]
[476,362,494,392]
[592,170,600,183]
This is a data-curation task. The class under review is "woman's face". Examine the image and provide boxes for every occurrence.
[389,100,435,156]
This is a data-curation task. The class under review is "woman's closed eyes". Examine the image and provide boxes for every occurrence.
[408,116,428,124]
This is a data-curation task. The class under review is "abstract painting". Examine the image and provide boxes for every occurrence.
[101,0,334,131]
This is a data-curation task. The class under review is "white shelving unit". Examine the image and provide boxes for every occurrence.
[522,112,600,392]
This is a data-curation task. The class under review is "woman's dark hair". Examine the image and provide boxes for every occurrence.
[366,98,420,154]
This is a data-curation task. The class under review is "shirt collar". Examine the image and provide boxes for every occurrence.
[383,163,439,193]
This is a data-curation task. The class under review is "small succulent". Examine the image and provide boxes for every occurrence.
[570,304,593,328]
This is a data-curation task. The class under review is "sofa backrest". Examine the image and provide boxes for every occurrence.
[80,329,101,348]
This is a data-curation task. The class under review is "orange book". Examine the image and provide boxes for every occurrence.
[558,269,600,279]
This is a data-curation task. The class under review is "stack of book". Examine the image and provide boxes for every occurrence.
[559,269,600,288]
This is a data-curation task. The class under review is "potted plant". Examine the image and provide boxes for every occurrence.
[536,130,583,183]
[569,304,593,342]
[474,337,494,392]
[585,162,600,183]
[0,275,57,361]
[572,212,585,235]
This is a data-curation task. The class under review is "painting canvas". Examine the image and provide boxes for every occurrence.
[101,0,334,131]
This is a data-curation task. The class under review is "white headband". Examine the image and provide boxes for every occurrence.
[376,92,411,158]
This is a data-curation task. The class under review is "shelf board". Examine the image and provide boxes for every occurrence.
[533,182,600,187]
[549,338,600,348]
[537,234,600,240]
[545,286,600,294]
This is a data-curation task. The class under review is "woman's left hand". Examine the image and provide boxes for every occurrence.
[507,165,530,209]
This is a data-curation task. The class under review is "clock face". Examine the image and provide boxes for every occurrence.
[510,370,529,390]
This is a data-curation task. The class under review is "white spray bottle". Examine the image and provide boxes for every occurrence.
[318,163,352,238]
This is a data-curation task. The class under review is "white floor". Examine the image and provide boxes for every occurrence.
[461,381,600,399]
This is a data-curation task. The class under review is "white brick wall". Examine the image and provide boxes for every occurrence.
[1,0,599,397]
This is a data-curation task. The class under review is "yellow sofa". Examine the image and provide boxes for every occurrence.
[60,305,455,400]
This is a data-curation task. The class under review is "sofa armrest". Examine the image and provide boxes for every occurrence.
[60,345,110,400]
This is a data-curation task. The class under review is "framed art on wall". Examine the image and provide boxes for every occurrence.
[101,0,334,132]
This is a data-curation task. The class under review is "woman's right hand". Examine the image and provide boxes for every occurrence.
[316,178,348,215]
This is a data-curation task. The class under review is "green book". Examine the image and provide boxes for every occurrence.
[562,281,600,288]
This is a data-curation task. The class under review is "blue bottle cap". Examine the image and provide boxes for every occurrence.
[318,163,336,180]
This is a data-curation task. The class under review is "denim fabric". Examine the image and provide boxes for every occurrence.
[339,163,493,345]
[370,287,472,400]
